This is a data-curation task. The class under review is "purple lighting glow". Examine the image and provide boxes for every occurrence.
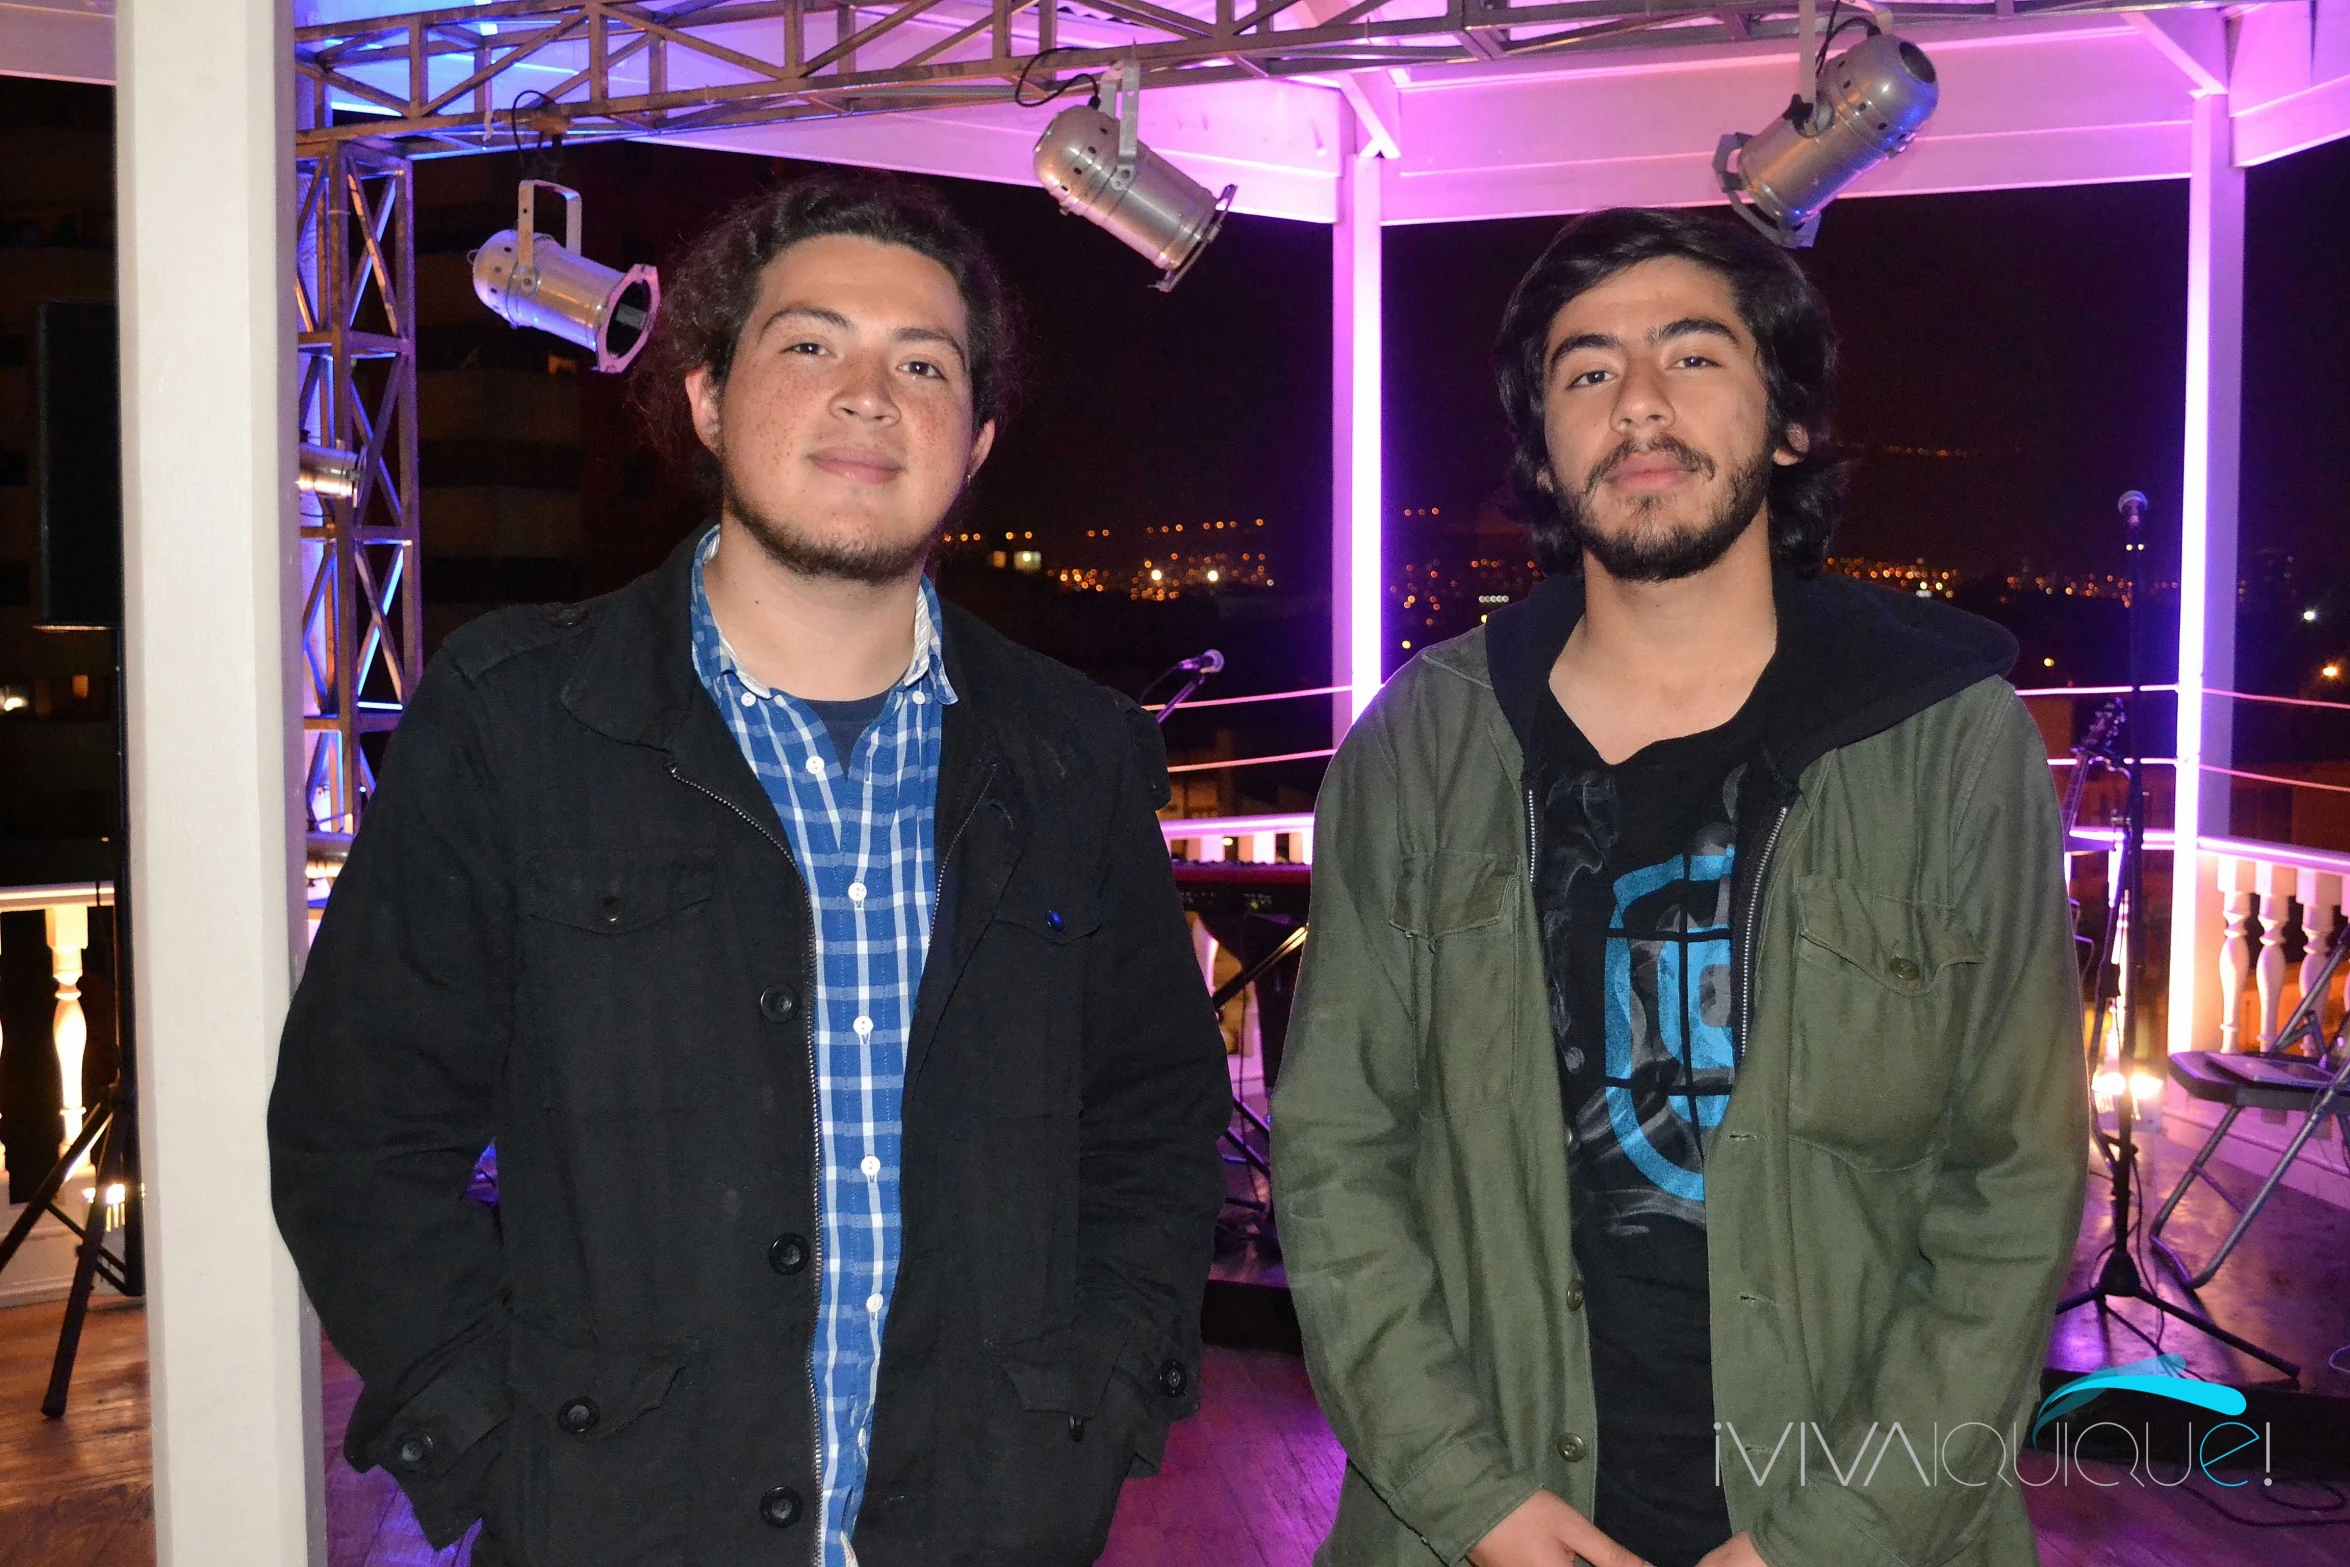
[2167,90,2246,1055]
[1336,146,1384,733]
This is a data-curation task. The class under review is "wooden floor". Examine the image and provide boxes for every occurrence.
[5,1299,2346,1566]
[0,1296,150,1567]
[2050,1123,2350,1398]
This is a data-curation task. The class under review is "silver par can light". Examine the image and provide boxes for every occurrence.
[472,181,660,372]
[1033,82,1235,292]
[1716,31,1939,247]
[296,443,362,502]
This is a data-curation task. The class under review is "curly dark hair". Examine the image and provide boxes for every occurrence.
[628,170,1025,500]
[1492,207,1846,577]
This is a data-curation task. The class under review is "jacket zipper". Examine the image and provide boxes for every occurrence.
[666,762,826,1564]
[1735,800,1793,1056]
[929,761,997,940]
[1524,787,1539,887]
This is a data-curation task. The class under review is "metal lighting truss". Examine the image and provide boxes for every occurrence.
[293,138,422,847]
[292,0,2212,152]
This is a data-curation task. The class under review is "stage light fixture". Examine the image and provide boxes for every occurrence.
[472,181,660,372]
[1715,29,1939,247]
[1033,62,1235,292]
[296,443,362,502]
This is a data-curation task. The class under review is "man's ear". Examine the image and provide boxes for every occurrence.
[1774,424,1810,467]
[965,419,997,484]
[685,366,724,456]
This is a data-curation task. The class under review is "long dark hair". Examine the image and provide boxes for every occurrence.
[628,170,1025,500]
[1493,207,1845,576]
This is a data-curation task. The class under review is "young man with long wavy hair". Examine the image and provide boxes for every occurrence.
[1277,208,2086,1567]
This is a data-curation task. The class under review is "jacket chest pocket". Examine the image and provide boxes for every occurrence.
[1786,874,1984,1168]
[518,847,733,1113]
[970,889,1098,1117]
[1389,852,1522,1110]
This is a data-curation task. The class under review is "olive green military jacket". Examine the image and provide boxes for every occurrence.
[1273,603,2088,1567]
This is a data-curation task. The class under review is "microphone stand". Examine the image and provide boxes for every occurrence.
[2053,492,2295,1378]
[1143,649,1223,727]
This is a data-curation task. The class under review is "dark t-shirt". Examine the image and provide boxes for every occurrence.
[802,690,891,771]
[1529,673,1770,1567]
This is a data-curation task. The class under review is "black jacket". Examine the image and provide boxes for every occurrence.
[269,535,1231,1565]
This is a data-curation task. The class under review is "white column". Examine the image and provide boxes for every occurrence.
[119,2,320,1562]
[1330,113,1383,742]
[2167,90,2243,1058]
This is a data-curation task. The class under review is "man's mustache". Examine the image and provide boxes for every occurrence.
[1581,435,1717,496]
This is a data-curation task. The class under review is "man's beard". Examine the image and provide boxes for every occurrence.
[719,460,954,587]
[1549,433,1773,584]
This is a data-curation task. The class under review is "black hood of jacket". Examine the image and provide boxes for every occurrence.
[1484,566,2019,789]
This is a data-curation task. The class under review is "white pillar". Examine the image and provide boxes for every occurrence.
[2167,91,2243,1057]
[119,2,321,1562]
[1331,117,1383,742]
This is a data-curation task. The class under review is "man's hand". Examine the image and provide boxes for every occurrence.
[1695,1531,1768,1567]
[1466,1490,1645,1567]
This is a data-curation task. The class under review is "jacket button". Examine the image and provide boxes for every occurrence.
[556,1396,599,1435]
[1564,1279,1585,1311]
[758,984,799,1023]
[1046,908,1065,932]
[393,1430,436,1469]
[547,602,588,628]
[759,1486,804,1528]
[1558,1432,1589,1463]
[1888,956,1920,983]
[1157,1359,1189,1398]
[599,895,624,927]
[769,1233,809,1275]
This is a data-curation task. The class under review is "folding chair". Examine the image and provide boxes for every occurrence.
[2149,934,2350,1292]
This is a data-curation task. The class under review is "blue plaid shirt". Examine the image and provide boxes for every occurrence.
[689,529,952,1567]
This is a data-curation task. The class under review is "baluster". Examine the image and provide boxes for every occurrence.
[2254,861,2290,1051]
[2217,857,2252,1052]
[1240,832,1275,864]
[2300,868,2344,1053]
[1293,826,1314,866]
[44,902,90,1175]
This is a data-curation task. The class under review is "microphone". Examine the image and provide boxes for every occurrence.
[1176,649,1225,674]
[2118,490,2148,552]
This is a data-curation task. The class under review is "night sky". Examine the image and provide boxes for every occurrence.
[737,134,2345,587]
[503,126,2350,613]
[1385,141,2349,583]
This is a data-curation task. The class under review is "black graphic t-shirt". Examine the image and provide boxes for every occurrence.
[1530,672,1771,1567]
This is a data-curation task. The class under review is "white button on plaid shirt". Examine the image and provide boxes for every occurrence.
[688,529,954,1567]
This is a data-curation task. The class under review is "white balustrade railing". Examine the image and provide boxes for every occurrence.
[2206,838,2349,1056]
[1160,812,1315,865]
[0,881,115,1187]
[1166,810,2346,1067]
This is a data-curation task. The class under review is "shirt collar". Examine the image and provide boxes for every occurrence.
[692,525,958,706]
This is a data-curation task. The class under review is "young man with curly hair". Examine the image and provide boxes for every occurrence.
[270,173,1228,1567]
[1276,209,2086,1567]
